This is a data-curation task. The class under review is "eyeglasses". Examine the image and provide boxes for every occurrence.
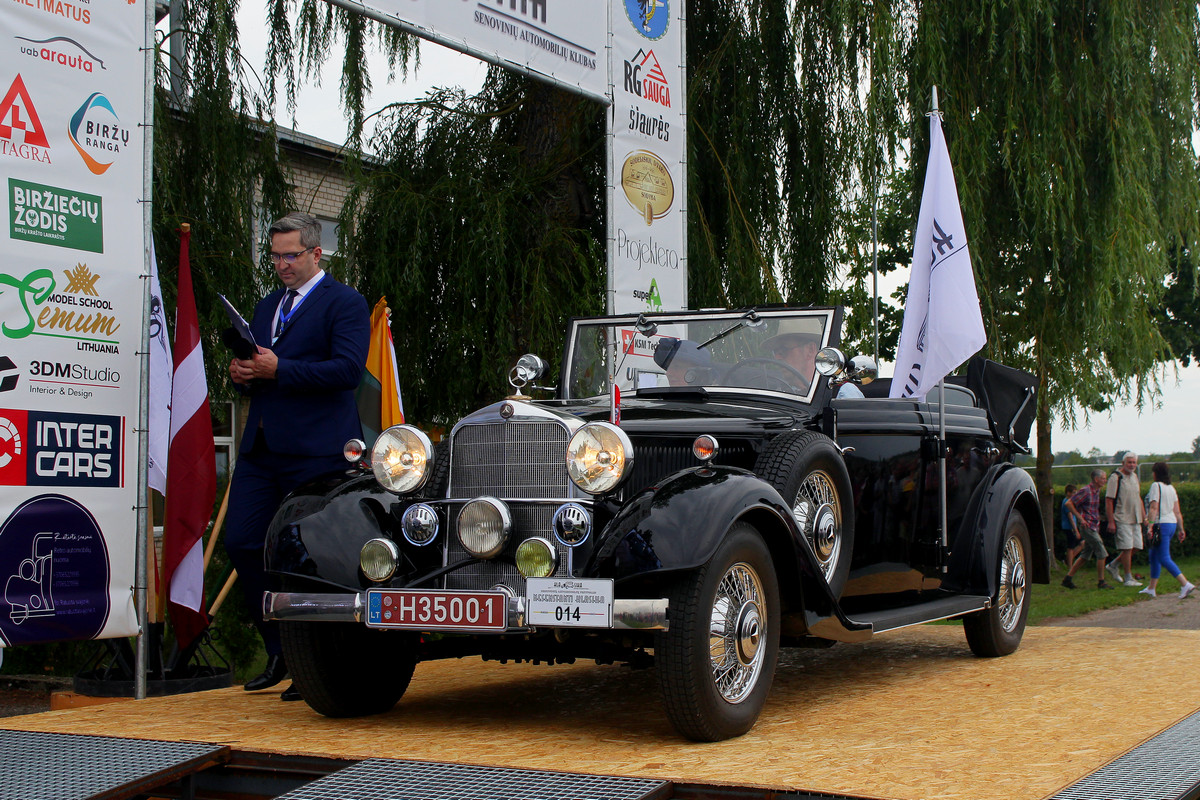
[269,246,315,264]
[772,344,799,358]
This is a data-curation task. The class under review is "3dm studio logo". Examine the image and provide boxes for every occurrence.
[624,0,669,40]
[9,179,103,253]
[69,92,128,175]
[0,74,51,165]
[16,35,106,74]
[623,49,670,108]
[0,357,19,393]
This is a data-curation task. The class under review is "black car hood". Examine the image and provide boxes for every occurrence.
[536,394,811,436]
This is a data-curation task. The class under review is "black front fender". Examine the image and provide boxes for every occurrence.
[588,466,828,603]
[265,472,397,591]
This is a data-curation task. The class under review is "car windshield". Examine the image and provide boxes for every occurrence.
[563,308,839,402]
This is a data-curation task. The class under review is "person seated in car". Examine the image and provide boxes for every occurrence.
[764,319,865,398]
[653,337,713,386]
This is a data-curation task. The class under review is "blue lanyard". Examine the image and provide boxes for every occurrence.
[276,273,323,334]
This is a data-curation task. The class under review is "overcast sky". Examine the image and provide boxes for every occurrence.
[234,13,1200,460]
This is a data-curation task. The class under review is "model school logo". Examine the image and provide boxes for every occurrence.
[16,35,106,73]
[9,179,103,252]
[623,49,671,108]
[624,0,669,40]
[69,93,128,175]
[0,264,120,356]
[0,74,51,165]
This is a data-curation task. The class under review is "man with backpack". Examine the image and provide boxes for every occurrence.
[1105,452,1145,587]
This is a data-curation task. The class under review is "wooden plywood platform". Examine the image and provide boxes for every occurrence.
[5,625,1200,800]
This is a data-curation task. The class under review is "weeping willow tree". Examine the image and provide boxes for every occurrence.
[909,0,1200,526]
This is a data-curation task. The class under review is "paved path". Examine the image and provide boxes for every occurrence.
[1042,588,1200,630]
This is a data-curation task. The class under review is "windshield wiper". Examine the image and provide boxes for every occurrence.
[696,309,762,349]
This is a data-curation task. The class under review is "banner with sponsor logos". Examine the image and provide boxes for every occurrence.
[0,0,145,645]
[608,0,686,314]
[326,0,607,102]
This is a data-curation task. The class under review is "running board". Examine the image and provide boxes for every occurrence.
[844,595,991,634]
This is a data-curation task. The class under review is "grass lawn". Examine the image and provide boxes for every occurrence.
[1029,554,1200,625]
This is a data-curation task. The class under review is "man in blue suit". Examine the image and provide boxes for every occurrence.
[226,212,369,701]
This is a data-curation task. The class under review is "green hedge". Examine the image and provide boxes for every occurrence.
[1050,481,1199,562]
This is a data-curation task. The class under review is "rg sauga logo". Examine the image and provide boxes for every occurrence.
[623,49,670,108]
[0,263,120,352]
[624,0,669,40]
[0,409,122,487]
[69,93,128,175]
[15,35,106,73]
[0,74,51,165]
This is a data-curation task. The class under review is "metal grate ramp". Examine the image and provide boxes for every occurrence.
[0,729,228,800]
[274,758,671,800]
[1051,709,1200,800]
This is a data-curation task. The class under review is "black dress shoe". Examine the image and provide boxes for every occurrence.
[244,654,288,691]
[280,683,302,702]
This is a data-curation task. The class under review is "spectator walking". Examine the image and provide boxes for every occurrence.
[1061,484,1082,570]
[1105,452,1145,587]
[1139,462,1195,599]
[1061,470,1113,589]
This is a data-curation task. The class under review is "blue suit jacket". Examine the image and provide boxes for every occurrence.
[239,274,370,458]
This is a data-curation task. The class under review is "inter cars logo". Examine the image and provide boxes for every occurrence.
[0,409,121,487]
[69,93,128,175]
[0,74,51,165]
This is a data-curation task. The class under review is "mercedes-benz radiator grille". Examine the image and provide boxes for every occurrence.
[443,503,571,592]
[449,420,571,499]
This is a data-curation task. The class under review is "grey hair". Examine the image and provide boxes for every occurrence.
[268,212,321,249]
[1091,469,1106,480]
[1122,451,1138,462]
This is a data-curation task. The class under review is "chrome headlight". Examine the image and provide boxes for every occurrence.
[515,537,557,578]
[815,347,846,377]
[401,503,439,546]
[371,425,433,494]
[360,538,400,582]
[566,422,634,495]
[552,503,592,547]
[457,497,511,559]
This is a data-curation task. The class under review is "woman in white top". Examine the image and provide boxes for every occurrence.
[1141,461,1194,599]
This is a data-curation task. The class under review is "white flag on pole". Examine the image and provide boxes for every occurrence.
[890,99,986,400]
[147,238,173,494]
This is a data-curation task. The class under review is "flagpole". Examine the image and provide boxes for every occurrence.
[929,86,950,560]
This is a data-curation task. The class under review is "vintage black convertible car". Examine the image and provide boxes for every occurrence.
[261,307,1046,741]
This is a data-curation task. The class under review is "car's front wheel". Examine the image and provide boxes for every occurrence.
[280,621,417,717]
[963,512,1031,657]
[656,522,780,741]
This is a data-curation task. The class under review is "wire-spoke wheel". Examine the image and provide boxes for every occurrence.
[964,513,1031,657]
[658,523,780,741]
[792,469,843,583]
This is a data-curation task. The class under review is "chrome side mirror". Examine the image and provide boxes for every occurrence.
[848,355,878,385]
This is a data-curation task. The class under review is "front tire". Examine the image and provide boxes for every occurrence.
[656,523,780,741]
[963,513,1031,657]
[754,431,854,596]
[280,621,417,717]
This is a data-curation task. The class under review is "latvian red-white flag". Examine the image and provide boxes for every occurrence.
[162,227,216,648]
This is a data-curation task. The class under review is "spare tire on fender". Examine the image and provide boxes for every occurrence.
[754,431,855,596]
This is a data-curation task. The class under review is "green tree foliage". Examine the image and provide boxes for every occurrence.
[153,0,296,395]
[909,0,1200,529]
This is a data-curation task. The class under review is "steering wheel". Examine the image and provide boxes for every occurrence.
[722,358,811,393]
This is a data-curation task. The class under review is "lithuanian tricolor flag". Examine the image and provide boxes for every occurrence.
[357,297,404,443]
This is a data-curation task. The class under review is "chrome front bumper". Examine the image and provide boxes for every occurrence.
[263,591,670,631]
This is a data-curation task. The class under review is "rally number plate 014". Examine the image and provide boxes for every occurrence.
[366,589,507,632]
[525,578,614,628]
